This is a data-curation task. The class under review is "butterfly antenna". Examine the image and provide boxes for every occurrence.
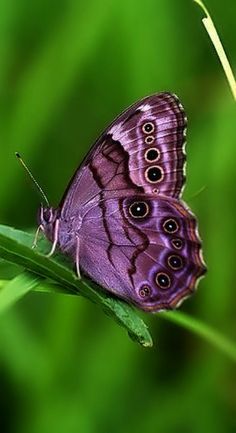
[15,152,50,207]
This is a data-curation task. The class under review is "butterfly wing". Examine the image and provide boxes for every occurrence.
[59,92,187,220]
[52,92,205,311]
[107,92,187,198]
[79,193,206,311]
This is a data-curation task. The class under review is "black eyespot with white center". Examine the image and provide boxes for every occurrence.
[139,286,151,298]
[171,238,183,249]
[145,166,163,183]
[156,272,171,289]
[129,201,149,219]
[145,135,155,145]
[163,218,179,234]
[145,148,160,162]
[142,122,155,134]
[167,255,184,270]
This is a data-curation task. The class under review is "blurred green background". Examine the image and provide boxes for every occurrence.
[0,0,236,432]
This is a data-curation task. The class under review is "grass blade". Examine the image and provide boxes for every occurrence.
[0,271,41,314]
[194,0,236,100]
[1,262,236,361]
[0,224,153,348]
[160,310,236,363]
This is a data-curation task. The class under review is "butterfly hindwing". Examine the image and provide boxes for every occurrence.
[78,194,206,311]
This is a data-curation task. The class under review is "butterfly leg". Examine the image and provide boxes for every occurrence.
[46,219,60,258]
[75,236,81,279]
[32,224,44,249]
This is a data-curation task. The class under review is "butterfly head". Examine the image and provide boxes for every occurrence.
[38,205,59,240]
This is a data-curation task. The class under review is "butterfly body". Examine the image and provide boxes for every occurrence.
[39,92,206,311]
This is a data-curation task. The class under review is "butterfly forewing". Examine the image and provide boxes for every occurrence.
[60,92,187,219]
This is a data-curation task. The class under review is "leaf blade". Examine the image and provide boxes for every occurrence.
[0,224,153,348]
[160,311,236,363]
[0,271,41,314]
[194,0,236,100]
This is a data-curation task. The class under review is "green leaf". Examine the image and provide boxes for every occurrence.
[1,224,236,360]
[0,224,153,348]
[0,271,41,314]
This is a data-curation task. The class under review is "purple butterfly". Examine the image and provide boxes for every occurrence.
[37,92,206,311]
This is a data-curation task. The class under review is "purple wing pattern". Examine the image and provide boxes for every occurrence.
[78,194,205,311]
[40,92,206,312]
[60,92,186,219]
[108,93,187,198]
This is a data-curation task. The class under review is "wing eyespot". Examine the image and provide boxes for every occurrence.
[156,272,171,289]
[171,238,183,249]
[163,218,179,234]
[145,166,164,183]
[139,285,151,298]
[167,254,184,270]
[142,122,155,134]
[145,135,155,145]
[129,201,149,218]
[144,148,160,162]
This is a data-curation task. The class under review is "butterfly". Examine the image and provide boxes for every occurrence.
[37,92,206,312]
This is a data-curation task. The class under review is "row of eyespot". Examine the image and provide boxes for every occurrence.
[161,217,184,290]
[138,274,170,298]
[128,201,183,243]
[139,256,183,298]
[133,210,184,297]
[156,216,184,291]
[139,254,183,299]
[142,122,164,184]
[129,200,180,231]
[139,272,171,299]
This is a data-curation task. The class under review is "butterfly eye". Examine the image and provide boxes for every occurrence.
[139,285,151,298]
[171,238,183,249]
[167,255,184,270]
[142,122,155,134]
[145,166,163,183]
[156,272,171,289]
[129,201,149,218]
[145,148,160,162]
[43,208,53,223]
[163,218,179,233]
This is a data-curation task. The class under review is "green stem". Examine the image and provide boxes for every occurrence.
[160,311,236,363]
[194,0,236,100]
